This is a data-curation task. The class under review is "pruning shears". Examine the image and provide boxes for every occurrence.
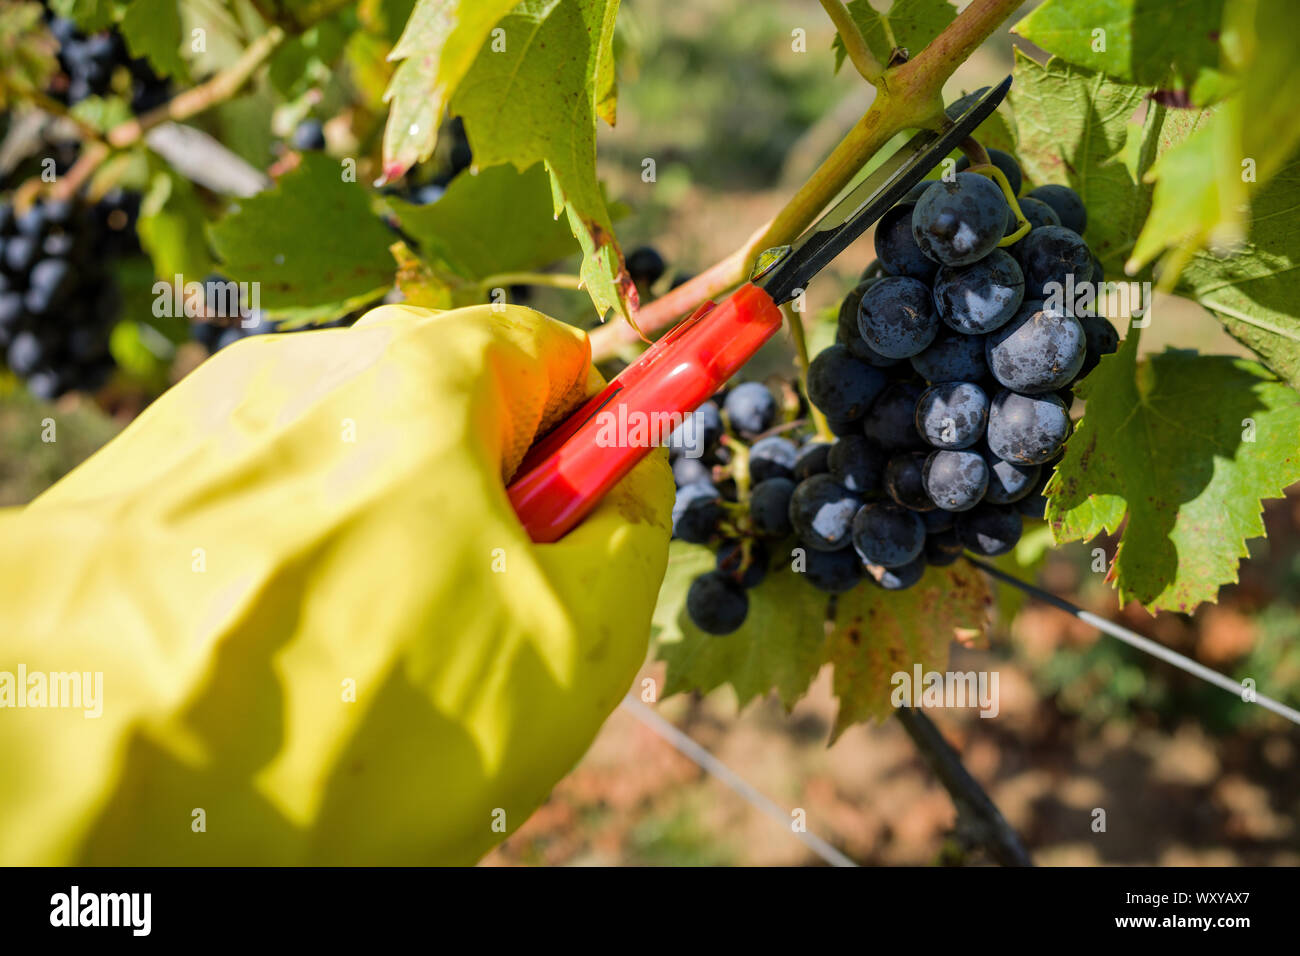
[509,77,1013,543]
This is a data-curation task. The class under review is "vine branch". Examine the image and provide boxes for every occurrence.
[818,0,884,82]
[51,26,287,201]
[591,0,1024,361]
[894,705,1034,867]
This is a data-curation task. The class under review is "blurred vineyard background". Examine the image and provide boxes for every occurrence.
[2,0,1298,865]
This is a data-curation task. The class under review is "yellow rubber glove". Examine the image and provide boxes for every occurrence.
[0,304,672,865]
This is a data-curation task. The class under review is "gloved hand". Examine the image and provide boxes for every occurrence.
[0,304,673,865]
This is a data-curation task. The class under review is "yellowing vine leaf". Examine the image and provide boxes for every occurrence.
[381,0,519,181]
[654,543,990,734]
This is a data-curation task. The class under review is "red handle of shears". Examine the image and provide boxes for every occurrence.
[508,282,784,542]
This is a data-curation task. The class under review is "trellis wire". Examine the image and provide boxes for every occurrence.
[966,557,1300,728]
[620,696,858,867]
[622,558,1297,866]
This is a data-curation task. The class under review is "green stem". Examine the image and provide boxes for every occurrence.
[590,0,1025,361]
[818,0,885,82]
[726,438,752,502]
[783,303,834,442]
[49,26,287,202]
[477,272,584,292]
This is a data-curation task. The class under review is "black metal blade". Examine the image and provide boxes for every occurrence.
[756,75,1012,304]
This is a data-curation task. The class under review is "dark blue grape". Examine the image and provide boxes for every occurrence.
[874,202,938,281]
[14,204,46,238]
[686,571,749,635]
[750,477,796,536]
[807,344,888,421]
[411,183,445,205]
[836,280,901,366]
[828,434,886,495]
[863,381,926,450]
[865,555,926,589]
[956,148,1023,195]
[978,444,1040,504]
[725,382,778,436]
[673,455,712,488]
[923,450,988,512]
[42,232,76,258]
[1076,314,1119,379]
[884,450,934,511]
[0,292,22,329]
[986,303,1086,393]
[922,508,956,533]
[915,382,988,449]
[292,119,326,151]
[986,390,1071,465]
[956,504,1023,556]
[1013,225,1094,299]
[933,249,1024,335]
[1027,184,1087,235]
[4,235,37,274]
[827,415,864,438]
[216,327,244,351]
[803,547,863,594]
[1016,464,1054,519]
[29,258,72,298]
[857,276,939,359]
[672,481,723,543]
[793,441,832,480]
[667,401,723,458]
[925,528,965,566]
[1013,196,1061,232]
[626,246,666,285]
[852,501,925,568]
[25,367,63,401]
[749,435,798,483]
[910,327,988,383]
[7,331,43,376]
[717,539,769,589]
[789,474,861,552]
[912,173,1009,267]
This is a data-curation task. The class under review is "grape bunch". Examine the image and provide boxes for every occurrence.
[669,150,1117,636]
[0,190,141,399]
[189,274,356,353]
[45,13,169,113]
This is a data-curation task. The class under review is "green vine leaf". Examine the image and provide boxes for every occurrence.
[1128,1,1300,282]
[0,4,58,107]
[46,0,117,33]
[381,0,519,181]
[1011,48,1300,392]
[832,0,956,73]
[1009,49,1156,273]
[654,543,831,709]
[136,165,214,282]
[1013,0,1227,103]
[451,0,634,323]
[1046,328,1300,613]
[119,0,186,79]
[1175,156,1300,393]
[383,162,576,282]
[208,153,395,323]
[653,542,991,734]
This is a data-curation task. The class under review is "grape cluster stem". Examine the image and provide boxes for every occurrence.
[591,0,1026,361]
